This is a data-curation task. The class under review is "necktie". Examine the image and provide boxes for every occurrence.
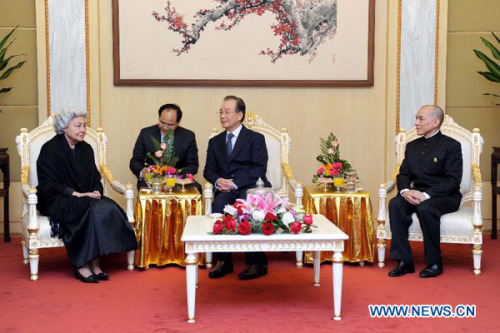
[227,132,234,158]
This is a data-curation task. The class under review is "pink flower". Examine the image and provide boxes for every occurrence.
[327,148,334,154]
[166,166,176,174]
[317,167,325,175]
[160,142,167,150]
[186,174,194,181]
[303,214,313,226]
[332,141,339,147]
[155,150,163,158]
[332,168,340,176]
[333,162,343,169]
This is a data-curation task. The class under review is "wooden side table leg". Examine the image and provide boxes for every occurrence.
[332,251,343,321]
[492,153,498,240]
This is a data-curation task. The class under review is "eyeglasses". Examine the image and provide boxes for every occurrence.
[218,110,237,117]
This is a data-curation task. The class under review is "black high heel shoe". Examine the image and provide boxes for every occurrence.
[74,268,99,283]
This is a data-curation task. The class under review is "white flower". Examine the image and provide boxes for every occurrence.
[223,205,237,216]
[281,212,295,226]
[276,207,286,215]
[252,210,266,222]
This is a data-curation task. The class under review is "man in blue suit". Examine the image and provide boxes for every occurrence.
[388,105,463,278]
[204,95,271,279]
[129,103,201,193]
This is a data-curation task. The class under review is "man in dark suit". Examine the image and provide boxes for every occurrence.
[129,103,201,193]
[388,105,463,278]
[204,95,271,280]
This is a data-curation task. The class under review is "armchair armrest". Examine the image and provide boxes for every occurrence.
[281,162,302,204]
[99,163,135,224]
[203,182,213,216]
[377,163,400,228]
[471,164,483,229]
[20,166,30,199]
[472,164,482,184]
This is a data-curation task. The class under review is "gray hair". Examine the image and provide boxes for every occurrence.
[53,107,88,134]
[422,105,444,126]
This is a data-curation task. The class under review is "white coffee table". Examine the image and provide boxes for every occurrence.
[181,214,349,323]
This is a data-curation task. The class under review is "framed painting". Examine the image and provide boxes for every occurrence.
[112,0,375,87]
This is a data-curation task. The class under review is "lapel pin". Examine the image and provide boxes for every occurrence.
[433,157,438,162]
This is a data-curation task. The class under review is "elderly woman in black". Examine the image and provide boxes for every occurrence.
[36,107,137,283]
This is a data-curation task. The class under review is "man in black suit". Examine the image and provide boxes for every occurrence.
[204,95,271,280]
[388,105,463,278]
[129,103,201,193]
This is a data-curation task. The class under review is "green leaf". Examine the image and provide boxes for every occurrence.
[0,26,18,51]
[0,60,25,80]
[149,135,161,151]
[0,87,12,94]
[473,49,500,78]
[492,31,500,46]
[481,37,500,61]
[146,152,160,165]
[484,92,500,98]
[478,71,500,82]
[0,54,25,71]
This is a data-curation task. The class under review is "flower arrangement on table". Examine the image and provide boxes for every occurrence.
[144,130,192,190]
[311,133,357,187]
[212,192,315,235]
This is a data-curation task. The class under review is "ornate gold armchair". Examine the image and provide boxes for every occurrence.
[203,111,303,267]
[376,115,484,274]
[16,115,136,280]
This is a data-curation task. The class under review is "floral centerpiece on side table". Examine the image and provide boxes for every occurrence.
[312,133,357,190]
[145,130,193,191]
[212,192,315,235]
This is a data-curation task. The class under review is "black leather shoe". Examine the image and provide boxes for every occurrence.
[94,272,109,281]
[208,260,233,279]
[419,263,443,278]
[239,264,268,280]
[388,260,415,277]
[74,269,99,283]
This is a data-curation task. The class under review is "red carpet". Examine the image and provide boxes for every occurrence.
[0,237,499,332]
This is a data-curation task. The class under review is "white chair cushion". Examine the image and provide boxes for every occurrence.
[262,133,282,191]
[22,214,54,239]
[385,205,474,237]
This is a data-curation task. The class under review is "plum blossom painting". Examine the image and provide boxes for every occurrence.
[113,0,374,87]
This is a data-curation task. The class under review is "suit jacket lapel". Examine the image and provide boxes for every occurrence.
[230,125,247,161]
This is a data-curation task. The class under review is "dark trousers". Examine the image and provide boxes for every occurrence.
[212,191,268,266]
[389,194,460,264]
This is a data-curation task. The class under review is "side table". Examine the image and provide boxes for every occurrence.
[491,147,500,239]
[134,186,204,268]
[303,184,375,264]
[0,148,10,242]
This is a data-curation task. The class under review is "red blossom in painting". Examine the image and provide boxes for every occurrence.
[152,0,337,63]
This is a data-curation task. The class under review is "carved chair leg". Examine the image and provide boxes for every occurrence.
[377,238,386,268]
[472,244,482,275]
[127,250,135,271]
[22,241,29,265]
[28,249,39,281]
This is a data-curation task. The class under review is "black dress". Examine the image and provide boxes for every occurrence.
[36,134,137,268]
